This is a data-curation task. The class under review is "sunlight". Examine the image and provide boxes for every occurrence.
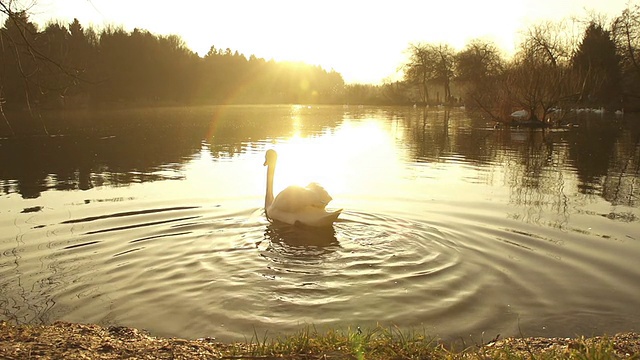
[271,118,397,205]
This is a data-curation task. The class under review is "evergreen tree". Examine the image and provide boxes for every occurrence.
[572,22,621,106]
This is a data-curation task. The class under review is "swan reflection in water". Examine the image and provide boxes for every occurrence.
[260,220,340,261]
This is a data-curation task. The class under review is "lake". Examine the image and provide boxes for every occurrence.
[1,105,638,342]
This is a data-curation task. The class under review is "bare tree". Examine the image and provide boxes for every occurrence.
[612,3,640,103]
[455,39,505,117]
[435,44,456,103]
[501,21,583,125]
[403,43,437,104]
[403,43,456,105]
[521,21,576,66]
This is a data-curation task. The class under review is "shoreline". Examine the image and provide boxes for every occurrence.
[1,321,639,359]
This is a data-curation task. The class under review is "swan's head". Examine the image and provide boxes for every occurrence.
[264,149,278,167]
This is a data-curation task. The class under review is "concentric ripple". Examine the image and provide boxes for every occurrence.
[2,197,638,342]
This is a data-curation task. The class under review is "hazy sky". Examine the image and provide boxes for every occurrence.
[26,0,632,84]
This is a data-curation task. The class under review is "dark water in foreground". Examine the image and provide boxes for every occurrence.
[1,105,639,341]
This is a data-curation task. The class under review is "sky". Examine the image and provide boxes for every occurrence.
[22,0,634,84]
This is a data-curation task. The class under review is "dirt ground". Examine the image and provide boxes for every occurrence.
[1,320,639,359]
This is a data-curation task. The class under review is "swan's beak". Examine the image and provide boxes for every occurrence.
[263,159,268,166]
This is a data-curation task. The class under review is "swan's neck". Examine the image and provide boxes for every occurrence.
[265,164,275,213]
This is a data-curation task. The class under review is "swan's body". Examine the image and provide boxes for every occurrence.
[264,149,341,227]
[510,109,528,119]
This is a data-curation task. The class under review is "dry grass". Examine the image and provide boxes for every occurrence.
[1,320,638,359]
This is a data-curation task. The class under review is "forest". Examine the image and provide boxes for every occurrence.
[3,3,640,129]
[0,12,344,110]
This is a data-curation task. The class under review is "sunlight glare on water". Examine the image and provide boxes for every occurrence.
[269,117,401,204]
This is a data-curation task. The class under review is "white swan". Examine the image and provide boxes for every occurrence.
[263,149,342,227]
[510,109,528,119]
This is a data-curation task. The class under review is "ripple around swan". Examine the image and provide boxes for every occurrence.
[199,209,499,339]
[0,202,514,340]
[3,199,637,341]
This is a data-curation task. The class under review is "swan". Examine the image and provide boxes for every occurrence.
[510,109,528,119]
[263,149,342,227]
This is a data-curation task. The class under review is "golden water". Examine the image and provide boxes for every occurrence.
[1,105,638,341]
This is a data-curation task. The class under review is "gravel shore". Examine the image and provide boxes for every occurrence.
[1,320,639,359]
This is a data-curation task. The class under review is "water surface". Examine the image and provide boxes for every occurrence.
[1,105,639,342]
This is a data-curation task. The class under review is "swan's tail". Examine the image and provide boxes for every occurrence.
[322,209,342,225]
[304,208,342,227]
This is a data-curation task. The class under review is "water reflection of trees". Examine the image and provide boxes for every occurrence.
[204,106,343,158]
[403,108,492,165]
[601,126,640,207]
[0,249,60,325]
[0,132,195,198]
[3,105,637,207]
[0,106,345,199]
[401,108,640,212]
[568,117,640,207]
[494,131,574,226]
[407,109,452,161]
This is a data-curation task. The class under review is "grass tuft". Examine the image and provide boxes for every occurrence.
[227,324,447,359]
[218,326,638,360]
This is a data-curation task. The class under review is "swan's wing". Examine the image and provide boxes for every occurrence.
[271,183,333,212]
[268,184,341,226]
[271,185,318,212]
[305,182,332,207]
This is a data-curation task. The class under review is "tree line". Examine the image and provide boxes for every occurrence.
[0,10,345,113]
[4,2,640,131]
[396,5,640,125]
